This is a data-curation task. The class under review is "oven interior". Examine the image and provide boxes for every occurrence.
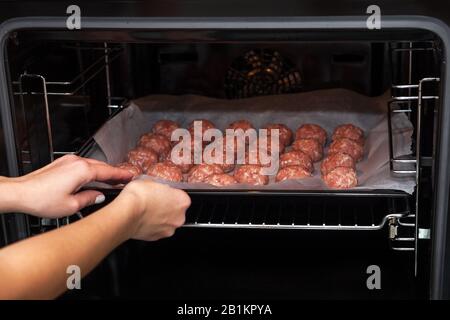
[3,27,443,299]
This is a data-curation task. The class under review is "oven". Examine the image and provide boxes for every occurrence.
[1,10,450,300]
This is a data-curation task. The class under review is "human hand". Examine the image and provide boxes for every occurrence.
[114,179,191,241]
[11,155,133,218]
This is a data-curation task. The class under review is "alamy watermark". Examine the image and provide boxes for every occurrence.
[66,265,81,290]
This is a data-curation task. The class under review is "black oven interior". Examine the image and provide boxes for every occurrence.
[3,27,443,299]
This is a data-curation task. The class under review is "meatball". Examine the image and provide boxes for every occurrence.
[145,162,183,183]
[243,146,276,168]
[279,150,313,172]
[127,147,158,172]
[332,124,364,146]
[234,165,269,186]
[164,145,194,174]
[322,166,358,189]
[258,135,285,154]
[138,133,172,157]
[151,120,180,141]
[263,123,293,146]
[115,162,142,178]
[227,120,255,146]
[227,120,254,131]
[295,124,327,146]
[275,165,311,182]
[187,163,223,183]
[206,141,235,173]
[291,138,323,162]
[188,119,216,145]
[204,174,238,187]
[320,152,355,176]
[329,138,364,162]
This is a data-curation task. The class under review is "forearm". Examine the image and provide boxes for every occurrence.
[0,177,21,213]
[0,193,138,299]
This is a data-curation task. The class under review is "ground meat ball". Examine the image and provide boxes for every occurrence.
[275,165,312,182]
[187,119,216,145]
[204,174,238,187]
[138,133,172,157]
[329,138,364,162]
[151,120,180,141]
[227,120,254,131]
[279,150,313,172]
[258,136,285,154]
[291,138,323,162]
[295,124,327,146]
[320,152,356,176]
[116,162,142,178]
[243,146,277,168]
[332,124,364,145]
[322,166,358,189]
[263,123,293,146]
[205,142,235,173]
[187,163,223,183]
[164,144,195,173]
[127,147,158,172]
[234,165,269,186]
[145,162,183,182]
[227,120,255,146]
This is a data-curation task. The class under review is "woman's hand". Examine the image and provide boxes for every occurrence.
[3,155,133,218]
[114,179,191,241]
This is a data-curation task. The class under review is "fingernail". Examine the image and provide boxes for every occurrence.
[95,194,106,204]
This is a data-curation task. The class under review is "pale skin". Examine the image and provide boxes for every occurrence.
[0,155,191,299]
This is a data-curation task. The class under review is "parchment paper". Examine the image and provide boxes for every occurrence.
[86,89,416,194]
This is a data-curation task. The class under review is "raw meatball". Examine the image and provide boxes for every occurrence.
[332,124,364,146]
[116,162,142,178]
[138,133,172,157]
[258,135,285,154]
[234,165,269,186]
[204,174,238,187]
[322,166,358,189]
[145,162,183,182]
[329,138,364,162]
[279,150,313,172]
[243,146,276,168]
[321,153,356,176]
[275,165,311,182]
[295,124,327,146]
[187,163,224,183]
[291,138,323,162]
[151,120,180,141]
[188,119,216,145]
[206,141,235,173]
[127,147,158,172]
[164,145,194,173]
[227,119,254,131]
[263,123,293,146]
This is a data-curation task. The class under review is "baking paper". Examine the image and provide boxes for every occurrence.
[86,89,416,194]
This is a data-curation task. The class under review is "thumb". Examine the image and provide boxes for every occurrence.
[72,190,106,210]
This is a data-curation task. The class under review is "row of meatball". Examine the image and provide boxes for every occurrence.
[114,119,364,188]
[320,124,365,189]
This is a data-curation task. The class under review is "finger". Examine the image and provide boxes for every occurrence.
[71,190,106,211]
[83,158,110,166]
[88,163,134,184]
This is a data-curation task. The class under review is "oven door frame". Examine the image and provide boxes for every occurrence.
[1,15,450,299]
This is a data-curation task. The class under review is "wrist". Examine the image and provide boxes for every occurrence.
[107,191,144,240]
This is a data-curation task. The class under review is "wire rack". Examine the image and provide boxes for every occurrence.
[183,193,410,231]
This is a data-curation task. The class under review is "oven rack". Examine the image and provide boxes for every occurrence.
[182,193,410,233]
[13,43,124,164]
